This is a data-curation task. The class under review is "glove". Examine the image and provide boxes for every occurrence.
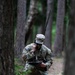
[35,62,47,71]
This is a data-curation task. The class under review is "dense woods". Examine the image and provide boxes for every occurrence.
[1,0,75,75]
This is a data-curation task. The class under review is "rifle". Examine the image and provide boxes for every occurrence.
[28,55,48,71]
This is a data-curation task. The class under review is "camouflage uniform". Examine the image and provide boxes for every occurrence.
[22,43,52,75]
[22,34,51,75]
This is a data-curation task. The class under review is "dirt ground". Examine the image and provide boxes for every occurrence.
[48,57,64,75]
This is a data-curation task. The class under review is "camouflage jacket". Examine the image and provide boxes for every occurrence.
[22,43,53,70]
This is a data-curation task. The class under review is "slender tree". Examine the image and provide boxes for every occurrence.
[15,0,27,58]
[38,0,46,34]
[53,0,65,56]
[44,0,54,49]
[24,0,38,45]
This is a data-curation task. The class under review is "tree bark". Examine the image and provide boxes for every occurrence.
[53,0,65,56]
[44,0,54,49]
[64,0,75,75]
[15,0,27,58]
[0,0,3,74]
[1,0,14,75]
[24,0,38,45]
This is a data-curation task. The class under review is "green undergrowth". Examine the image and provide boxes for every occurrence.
[14,58,31,75]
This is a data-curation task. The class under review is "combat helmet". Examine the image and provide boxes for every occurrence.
[35,34,45,44]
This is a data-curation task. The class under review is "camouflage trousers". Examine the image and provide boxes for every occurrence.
[23,63,48,75]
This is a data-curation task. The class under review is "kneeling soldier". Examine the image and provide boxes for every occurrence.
[22,34,53,75]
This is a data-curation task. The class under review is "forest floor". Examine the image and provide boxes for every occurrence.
[48,57,64,75]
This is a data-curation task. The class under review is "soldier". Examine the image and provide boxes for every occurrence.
[22,34,53,75]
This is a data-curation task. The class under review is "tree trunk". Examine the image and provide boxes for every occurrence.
[1,0,14,75]
[37,0,46,34]
[15,0,27,58]
[24,0,38,45]
[53,0,65,56]
[44,0,54,49]
[0,1,3,74]
[41,0,47,34]
[64,0,75,75]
